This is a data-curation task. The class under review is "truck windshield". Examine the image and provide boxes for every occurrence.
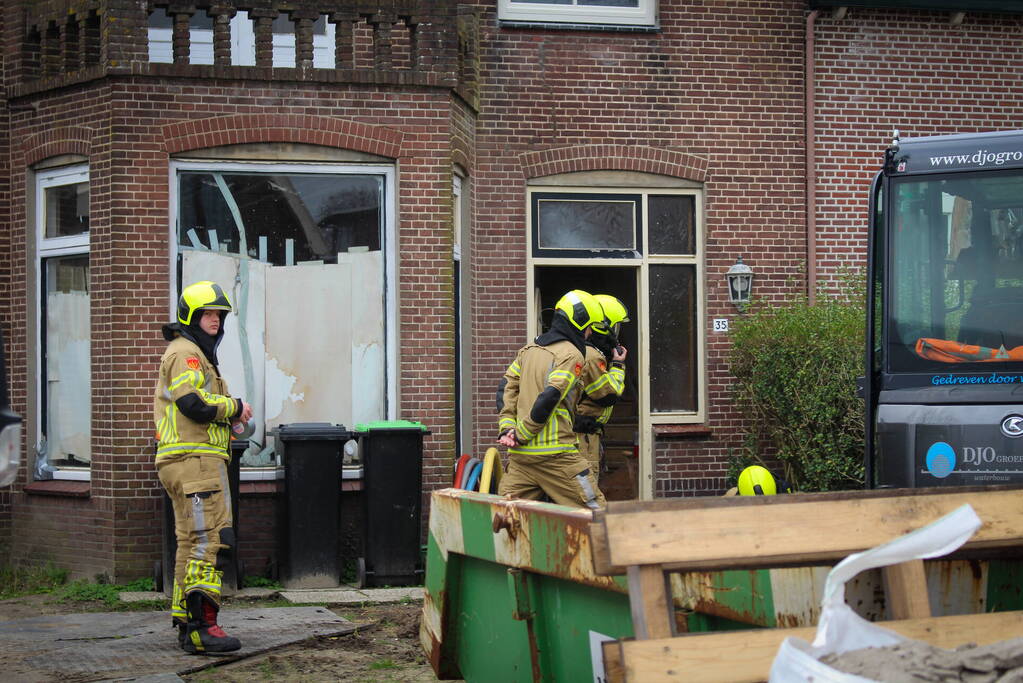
[888,170,1023,374]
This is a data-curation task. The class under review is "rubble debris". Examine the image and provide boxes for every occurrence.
[820,637,1023,682]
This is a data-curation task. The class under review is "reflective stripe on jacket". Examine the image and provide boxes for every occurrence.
[153,336,236,460]
[499,340,584,456]
[576,344,626,426]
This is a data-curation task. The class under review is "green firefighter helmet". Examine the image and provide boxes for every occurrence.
[554,290,603,331]
[593,294,630,337]
[737,465,777,496]
[177,281,232,326]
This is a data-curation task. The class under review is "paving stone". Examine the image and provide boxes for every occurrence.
[279,586,423,604]
[0,606,356,682]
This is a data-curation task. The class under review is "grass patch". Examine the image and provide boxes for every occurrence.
[56,576,156,606]
[242,575,282,590]
[369,658,397,670]
[0,564,68,599]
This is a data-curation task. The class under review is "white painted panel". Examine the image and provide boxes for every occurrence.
[46,291,91,463]
[265,262,353,426]
[345,251,385,425]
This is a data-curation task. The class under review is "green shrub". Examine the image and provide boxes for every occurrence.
[728,273,866,492]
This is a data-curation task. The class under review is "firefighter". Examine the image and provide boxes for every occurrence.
[153,280,251,654]
[574,294,629,475]
[497,290,607,509]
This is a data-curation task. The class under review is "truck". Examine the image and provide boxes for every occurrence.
[865,129,1023,488]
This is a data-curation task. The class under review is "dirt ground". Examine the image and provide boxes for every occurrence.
[0,593,443,683]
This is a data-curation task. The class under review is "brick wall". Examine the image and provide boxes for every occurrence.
[5,0,1023,580]
[468,0,808,496]
[812,8,1023,288]
[0,0,11,551]
[3,73,460,580]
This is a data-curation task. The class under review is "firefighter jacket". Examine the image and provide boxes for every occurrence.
[574,344,626,433]
[154,333,241,461]
[499,339,584,456]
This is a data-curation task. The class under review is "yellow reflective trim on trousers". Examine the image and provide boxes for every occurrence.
[184,559,222,596]
[171,581,187,619]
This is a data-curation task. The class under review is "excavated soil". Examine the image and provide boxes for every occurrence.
[821,637,1023,682]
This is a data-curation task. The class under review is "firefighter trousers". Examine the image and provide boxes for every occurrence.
[498,450,606,510]
[157,454,234,622]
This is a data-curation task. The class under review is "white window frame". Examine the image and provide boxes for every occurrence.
[498,0,657,27]
[149,11,336,68]
[527,185,704,499]
[168,159,399,423]
[35,164,91,482]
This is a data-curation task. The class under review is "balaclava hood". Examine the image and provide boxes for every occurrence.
[161,310,226,367]
[535,311,587,358]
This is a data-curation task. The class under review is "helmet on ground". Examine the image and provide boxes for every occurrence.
[737,465,777,496]
[177,281,232,326]
[593,294,630,337]
[554,290,603,331]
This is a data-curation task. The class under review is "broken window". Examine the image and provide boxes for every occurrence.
[36,164,90,480]
[177,171,382,265]
[173,162,394,475]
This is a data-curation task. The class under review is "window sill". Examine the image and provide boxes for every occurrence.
[653,424,713,438]
[239,479,364,496]
[498,20,659,33]
[24,480,90,497]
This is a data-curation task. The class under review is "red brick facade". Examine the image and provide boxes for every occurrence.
[1,1,1021,580]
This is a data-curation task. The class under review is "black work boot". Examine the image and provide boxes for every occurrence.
[173,618,186,647]
[182,592,241,655]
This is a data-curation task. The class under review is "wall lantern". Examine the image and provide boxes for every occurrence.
[726,257,754,308]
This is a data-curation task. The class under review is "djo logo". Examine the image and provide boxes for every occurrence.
[1001,415,1023,438]
[925,442,956,479]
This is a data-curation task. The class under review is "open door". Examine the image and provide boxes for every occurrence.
[534,265,639,501]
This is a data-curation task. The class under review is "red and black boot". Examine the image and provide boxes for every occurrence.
[182,592,241,655]
[173,618,186,647]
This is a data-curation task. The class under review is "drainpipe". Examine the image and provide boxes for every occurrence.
[805,9,820,305]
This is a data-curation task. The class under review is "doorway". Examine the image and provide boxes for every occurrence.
[534,265,639,501]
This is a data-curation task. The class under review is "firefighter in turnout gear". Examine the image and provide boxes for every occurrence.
[574,294,629,475]
[154,280,251,654]
[496,290,607,509]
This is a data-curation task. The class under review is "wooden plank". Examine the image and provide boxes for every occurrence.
[589,521,626,576]
[602,639,625,683]
[883,559,931,620]
[618,610,1023,683]
[627,565,673,640]
[603,489,1023,570]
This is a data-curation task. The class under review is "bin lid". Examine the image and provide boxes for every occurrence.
[274,422,350,440]
[353,419,429,434]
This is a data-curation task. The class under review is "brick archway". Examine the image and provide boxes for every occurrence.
[162,114,404,159]
[22,127,93,165]
[520,145,708,182]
